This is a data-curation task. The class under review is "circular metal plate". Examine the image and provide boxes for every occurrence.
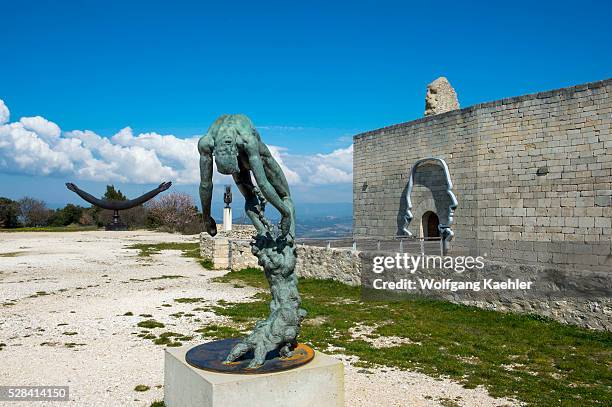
[185,338,315,374]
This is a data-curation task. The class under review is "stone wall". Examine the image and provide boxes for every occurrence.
[200,232,361,285]
[353,79,612,271]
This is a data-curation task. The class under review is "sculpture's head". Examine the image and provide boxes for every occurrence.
[207,114,258,175]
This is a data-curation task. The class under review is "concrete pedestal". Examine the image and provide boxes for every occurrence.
[164,344,344,407]
[223,207,232,232]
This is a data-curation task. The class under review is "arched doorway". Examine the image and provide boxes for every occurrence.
[422,211,440,239]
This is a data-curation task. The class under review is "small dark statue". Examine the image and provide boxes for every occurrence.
[198,114,306,369]
[223,185,232,208]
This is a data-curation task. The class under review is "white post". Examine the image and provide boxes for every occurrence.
[223,207,232,232]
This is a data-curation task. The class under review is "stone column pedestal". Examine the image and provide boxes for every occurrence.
[223,207,232,232]
[164,344,344,407]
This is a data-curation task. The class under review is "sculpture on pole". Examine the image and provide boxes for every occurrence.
[193,114,309,370]
[65,182,172,230]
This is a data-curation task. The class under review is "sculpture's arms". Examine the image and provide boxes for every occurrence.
[245,148,289,217]
[198,136,217,236]
[244,142,291,236]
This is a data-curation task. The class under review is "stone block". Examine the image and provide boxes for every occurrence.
[164,345,345,407]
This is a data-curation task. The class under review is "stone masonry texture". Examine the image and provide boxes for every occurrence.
[353,79,612,330]
[353,79,612,272]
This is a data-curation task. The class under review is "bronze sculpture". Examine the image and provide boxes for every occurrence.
[65,182,172,230]
[197,114,307,369]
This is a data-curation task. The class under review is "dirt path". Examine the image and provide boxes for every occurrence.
[0,231,517,407]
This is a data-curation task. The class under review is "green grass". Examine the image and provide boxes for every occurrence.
[212,267,612,406]
[0,226,99,232]
[195,324,244,339]
[134,385,150,392]
[174,297,203,304]
[64,343,86,348]
[150,401,165,407]
[137,319,165,329]
[136,330,193,347]
[0,251,24,257]
[126,242,214,269]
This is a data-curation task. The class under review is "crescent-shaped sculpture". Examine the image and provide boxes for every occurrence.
[65,181,172,230]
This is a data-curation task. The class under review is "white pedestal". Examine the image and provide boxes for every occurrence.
[164,345,344,407]
[223,207,232,232]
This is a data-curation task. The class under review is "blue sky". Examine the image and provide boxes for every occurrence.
[0,0,611,213]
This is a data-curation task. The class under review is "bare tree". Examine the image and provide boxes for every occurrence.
[146,192,199,233]
[18,197,52,227]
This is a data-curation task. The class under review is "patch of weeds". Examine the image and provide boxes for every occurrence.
[137,319,165,329]
[161,304,172,307]
[150,401,165,407]
[139,314,153,318]
[170,312,185,318]
[125,242,214,271]
[195,325,243,339]
[64,343,86,348]
[0,251,23,257]
[174,297,203,304]
[123,312,134,316]
[134,385,150,392]
[438,398,461,407]
[62,332,78,336]
[139,331,193,347]
[0,343,6,350]
[210,267,612,407]
[192,307,211,312]
[199,258,214,270]
[151,275,184,280]
[28,291,49,298]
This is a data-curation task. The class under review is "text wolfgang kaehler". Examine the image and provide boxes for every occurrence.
[370,254,534,292]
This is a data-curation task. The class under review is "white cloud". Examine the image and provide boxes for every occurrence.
[0,98,354,187]
[20,116,61,143]
[267,145,302,184]
[278,145,353,185]
[0,100,9,125]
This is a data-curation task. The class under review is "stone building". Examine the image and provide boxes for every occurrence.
[353,78,611,272]
[353,78,611,329]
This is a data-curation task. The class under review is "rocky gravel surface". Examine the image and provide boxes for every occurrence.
[0,231,518,407]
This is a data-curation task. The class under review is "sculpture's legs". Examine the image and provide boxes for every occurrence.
[224,235,306,369]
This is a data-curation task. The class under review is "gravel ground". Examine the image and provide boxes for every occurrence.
[0,231,518,407]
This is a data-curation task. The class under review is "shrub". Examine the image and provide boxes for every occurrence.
[146,193,200,234]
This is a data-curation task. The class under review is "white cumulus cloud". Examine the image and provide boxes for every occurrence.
[0,100,9,125]
[278,145,353,185]
[0,98,353,187]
